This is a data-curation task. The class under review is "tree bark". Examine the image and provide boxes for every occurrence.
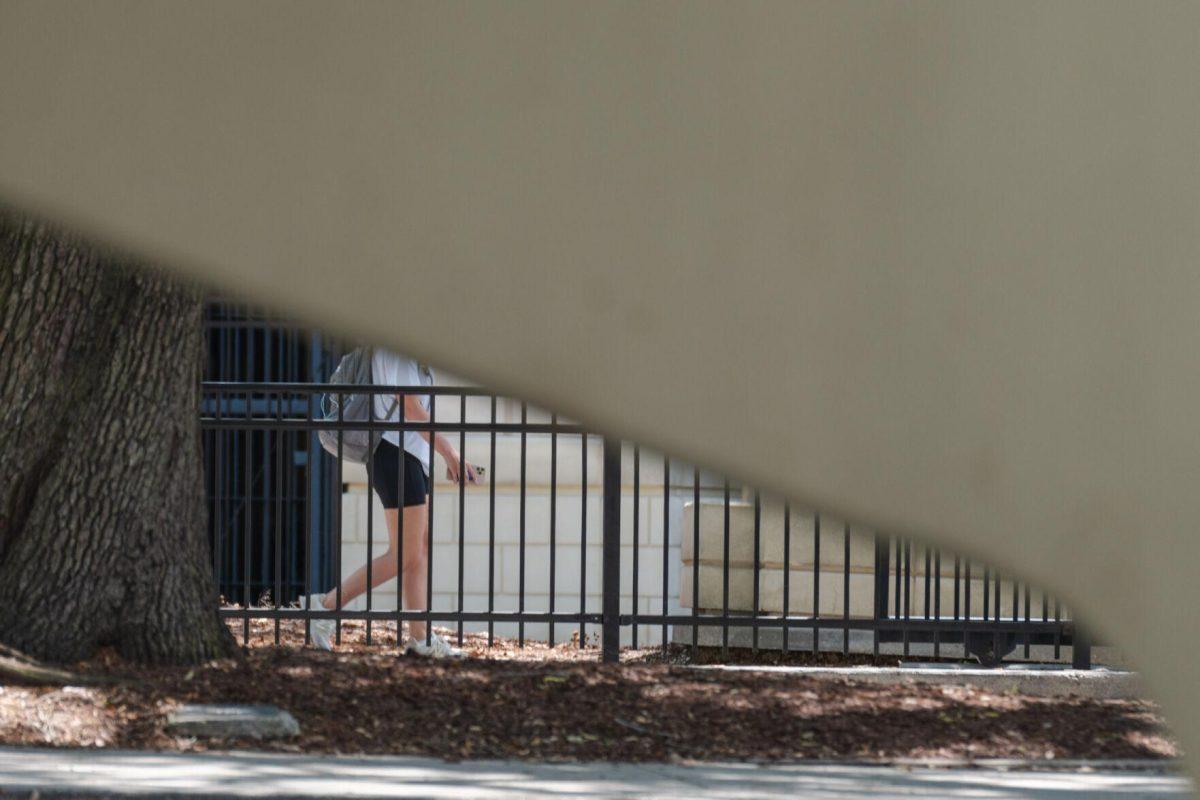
[0,210,236,664]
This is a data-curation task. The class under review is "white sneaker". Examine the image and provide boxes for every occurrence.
[304,593,335,651]
[404,632,464,659]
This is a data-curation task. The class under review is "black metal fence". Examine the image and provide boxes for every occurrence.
[200,381,1089,668]
[202,303,341,601]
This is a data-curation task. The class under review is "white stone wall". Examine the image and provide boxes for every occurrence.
[677,500,1057,620]
[332,385,1065,651]
[334,427,699,647]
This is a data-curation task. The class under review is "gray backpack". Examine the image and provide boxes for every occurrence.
[317,347,398,463]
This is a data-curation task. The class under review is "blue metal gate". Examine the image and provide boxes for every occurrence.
[202,302,340,604]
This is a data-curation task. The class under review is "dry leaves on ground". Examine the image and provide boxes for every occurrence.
[0,618,1178,763]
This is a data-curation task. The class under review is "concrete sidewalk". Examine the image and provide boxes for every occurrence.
[0,747,1190,799]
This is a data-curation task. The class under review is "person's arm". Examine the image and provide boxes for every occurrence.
[399,393,479,484]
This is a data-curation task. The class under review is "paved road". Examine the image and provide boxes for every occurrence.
[0,747,1190,799]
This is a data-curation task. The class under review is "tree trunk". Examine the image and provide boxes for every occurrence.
[0,210,236,664]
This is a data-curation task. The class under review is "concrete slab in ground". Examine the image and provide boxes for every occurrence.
[671,624,1135,669]
[0,747,1189,799]
[166,705,301,740]
[685,663,1146,700]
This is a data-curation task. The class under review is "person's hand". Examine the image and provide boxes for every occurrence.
[444,450,480,485]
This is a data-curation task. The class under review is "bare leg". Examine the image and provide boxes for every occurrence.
[320,503,430,640]
[399,502,430,641]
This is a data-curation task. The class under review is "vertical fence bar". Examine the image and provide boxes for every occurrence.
[812,513,820,655]
[220,317,231,599]
[396,399,405,648]
[632,445,640,650]
[425,393,435,646]
[782,505,791,655]
[934,548,942,658]
[752,492,761,653]
[983,567,991,621]
[580,434,588,647]
[963,559,972,660]
[243,388,252,646]
[894,538,902,625]
[721,480,731,656]
[547,411,556,647]
[213,392,224,593]
[923,547,931,623]
[1053,597,1062,660]
[365,385,375,645]
[902,538,910,657]
[487,398,496,646]
[952,555,960,657]
[843,523,850,656]
[996,570,1003,621]
[991,570,1002,662]
[518,402,527,647]
[661,456,670,654]
[303,391,313,646]
[457,393,467,647]
[274,391,283,645]
[601,437,621,663]
[260,332,272,607]
[1072,624,1092,670]
[691,467,700,654]
[1024,583,1032,659]
[334,391,344,646]
[872,535,889,658]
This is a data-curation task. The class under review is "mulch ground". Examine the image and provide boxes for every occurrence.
[0,618,1178,763]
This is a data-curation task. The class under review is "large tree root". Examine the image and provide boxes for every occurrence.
[0,643,119,686]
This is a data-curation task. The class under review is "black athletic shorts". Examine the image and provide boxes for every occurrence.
[369,440,429,509]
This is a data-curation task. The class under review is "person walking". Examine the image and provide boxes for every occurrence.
[307,349,478,657]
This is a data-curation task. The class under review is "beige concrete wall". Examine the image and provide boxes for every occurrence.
[336,446,1062,643]
[680,501,1058,620]
[335,436,687,646]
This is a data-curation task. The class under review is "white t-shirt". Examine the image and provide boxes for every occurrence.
[371,349,432,475]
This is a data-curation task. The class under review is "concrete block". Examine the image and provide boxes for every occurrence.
[456,490,561,546]
[642,496,666,545]
[339,490,362,543]
[427,490,460,543]
[680,564,877,617]
[680,502,876,570]
[457,491,601,547]
[501,542,603,597]
[620,546,665,597]
[338,543,368,577]
[430,543,495,594]
[362,494,390,543]
[337,588,398,612]
[166,705,300,739]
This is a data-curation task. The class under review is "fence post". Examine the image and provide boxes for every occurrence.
[602,437,622,663]
[872,535,890,654]
[873,535,890,620]
[1072,623,1092,670]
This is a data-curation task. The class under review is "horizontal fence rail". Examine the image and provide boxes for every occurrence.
[200,382,1085,667]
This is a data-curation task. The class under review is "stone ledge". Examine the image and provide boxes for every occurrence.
[685,664,1145,700]
[166,704,300,739]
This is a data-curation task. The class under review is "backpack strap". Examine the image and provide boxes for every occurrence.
[365,346,400,423]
